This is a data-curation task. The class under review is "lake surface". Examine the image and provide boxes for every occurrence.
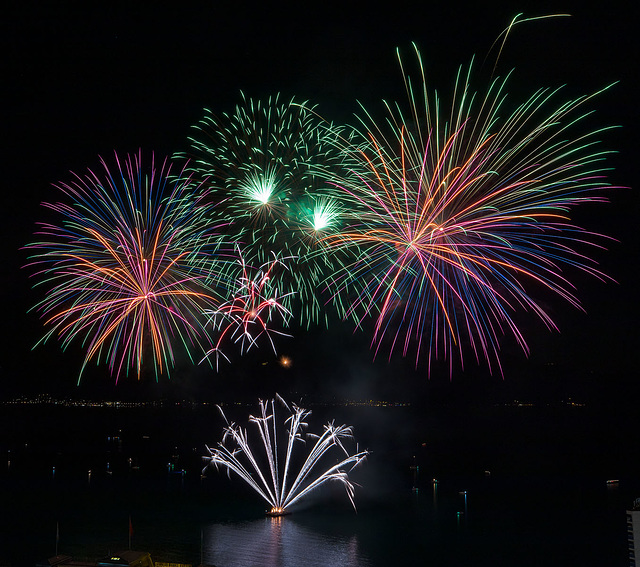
[0,402,637,566]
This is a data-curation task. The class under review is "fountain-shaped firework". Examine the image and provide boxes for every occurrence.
[203,395,368,515]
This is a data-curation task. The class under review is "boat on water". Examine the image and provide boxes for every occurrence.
[266,506,291,517]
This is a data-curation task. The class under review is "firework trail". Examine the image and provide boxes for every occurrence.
[201,250,294,368]
[178,93,357,326]
[25,150,229,382]
[203,396,368,515]
[318,39,619,375]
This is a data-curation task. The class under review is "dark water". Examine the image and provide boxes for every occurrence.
[0,403,637,566]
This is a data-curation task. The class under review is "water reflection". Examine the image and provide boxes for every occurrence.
[432,478,438,513]
[203,516,369,567]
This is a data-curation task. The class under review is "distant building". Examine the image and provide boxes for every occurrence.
[628,498,640,567]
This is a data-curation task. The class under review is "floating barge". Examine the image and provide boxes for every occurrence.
[265,507,291,517]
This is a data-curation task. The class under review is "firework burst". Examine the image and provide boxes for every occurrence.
[203,396,368,515]
[25,150,228,382]
[201,251,294,367]
[178,93,356,326]
[319,41,619,375]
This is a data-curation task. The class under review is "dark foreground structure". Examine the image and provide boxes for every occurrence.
[35,551,213,567]
[36,551,154,567]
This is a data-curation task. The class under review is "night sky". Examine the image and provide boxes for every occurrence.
[2,2,638,406]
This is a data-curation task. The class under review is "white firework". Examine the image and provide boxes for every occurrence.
[203,395,368,515]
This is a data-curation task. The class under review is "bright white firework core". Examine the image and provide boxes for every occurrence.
[241,168,277,206]
[313,210,329,230]
[311,200,338,231]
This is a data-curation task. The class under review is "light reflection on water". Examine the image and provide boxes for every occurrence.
[203,516,370,567]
